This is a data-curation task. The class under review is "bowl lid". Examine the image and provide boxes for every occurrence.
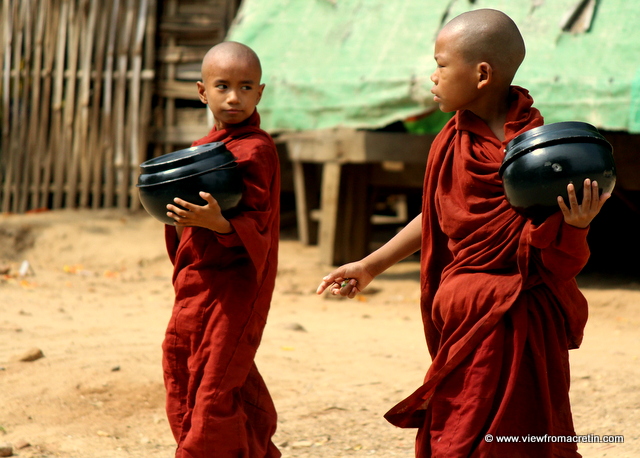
[137,159,238,187]
[139,142,234,175]
[501,121,611,176]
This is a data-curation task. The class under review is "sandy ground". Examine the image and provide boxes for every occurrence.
[0,209,638,458]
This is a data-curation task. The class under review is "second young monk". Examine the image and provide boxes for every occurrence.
[317,9,609,458]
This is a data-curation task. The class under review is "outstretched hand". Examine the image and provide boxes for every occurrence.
[316,261,375,299]
[166,191,232,233]
[558,178,610,229]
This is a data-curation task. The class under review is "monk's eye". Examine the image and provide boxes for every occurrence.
[241,85,253,91]
[216,84,228,90]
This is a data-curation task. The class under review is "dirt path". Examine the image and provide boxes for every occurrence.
[0,209,638,457]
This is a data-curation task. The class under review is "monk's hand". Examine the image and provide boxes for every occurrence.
[316,261,374,299]
[558,178,611,229]
[166,192,232,233]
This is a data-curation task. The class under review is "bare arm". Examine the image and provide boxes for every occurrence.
[316,213,422,298]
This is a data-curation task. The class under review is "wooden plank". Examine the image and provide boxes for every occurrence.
[362,131,433,163]
[157,45,209,64]
[151,124,209,145]
[158,19,225,36]
[155,79,200,100]
[282,129,434,164]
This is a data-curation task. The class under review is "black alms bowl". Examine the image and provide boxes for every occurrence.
[137,142,243,225]
[499,121,616,222]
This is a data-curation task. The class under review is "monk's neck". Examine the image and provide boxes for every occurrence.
[471,89,512,141]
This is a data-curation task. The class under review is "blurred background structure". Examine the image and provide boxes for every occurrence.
[1,0,639,268]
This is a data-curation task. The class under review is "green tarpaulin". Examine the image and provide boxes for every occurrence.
[227,0,640,133]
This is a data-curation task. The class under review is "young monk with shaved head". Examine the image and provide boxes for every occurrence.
[318,9,609,457]
[162,41,281,457]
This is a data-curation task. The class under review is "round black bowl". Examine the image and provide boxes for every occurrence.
[137,142,243,225]
[499,121,616,221]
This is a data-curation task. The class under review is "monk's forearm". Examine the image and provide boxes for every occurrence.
[362,213,422,277]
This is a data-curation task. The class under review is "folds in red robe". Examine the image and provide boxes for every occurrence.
[162,110,281,458]
[384,87,590,457]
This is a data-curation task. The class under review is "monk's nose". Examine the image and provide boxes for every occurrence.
[227,90,240,104]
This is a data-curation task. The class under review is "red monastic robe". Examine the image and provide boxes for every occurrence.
[162,110,281,458]
[385,87,590,457]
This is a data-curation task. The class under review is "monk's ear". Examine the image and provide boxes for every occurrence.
[196,81,207,104]
[476,62,492,89]
[256,83,265,105]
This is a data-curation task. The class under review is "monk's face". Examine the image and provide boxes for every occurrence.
[430,28,481,113]
[197,55,264,130]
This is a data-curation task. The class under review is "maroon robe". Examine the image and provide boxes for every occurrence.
[385,87,590,457]
[162,110,281,458]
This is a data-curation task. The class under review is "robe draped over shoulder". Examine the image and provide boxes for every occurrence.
[385,87,589,458]
[162,110,281,458]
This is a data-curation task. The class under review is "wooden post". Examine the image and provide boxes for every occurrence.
[318,161,342,266]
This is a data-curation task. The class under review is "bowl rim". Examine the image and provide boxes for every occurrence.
[499,123,612,177]
[139,142,232,173]
[137,160,239,188]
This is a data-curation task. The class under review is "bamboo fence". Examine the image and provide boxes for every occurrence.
[0,0,156,213]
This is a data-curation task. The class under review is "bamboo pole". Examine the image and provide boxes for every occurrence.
[18,0,35,213]
[5,3,24,212]
[1,0,16,213]
[75,0,98,208]
[136,0,156,205]
[0,0,184,214]
[88,0,109,209]
[115,0,135,209]
[60,0,80,208]
[101,0,120,208]
[49,0,69,210]
[128,0,149,210]
[163,0,178,155]
[37,0,58,209]
[27,0,48,211]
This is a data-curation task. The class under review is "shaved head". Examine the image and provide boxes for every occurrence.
[201,41,262,81]
[441,9,525,83]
